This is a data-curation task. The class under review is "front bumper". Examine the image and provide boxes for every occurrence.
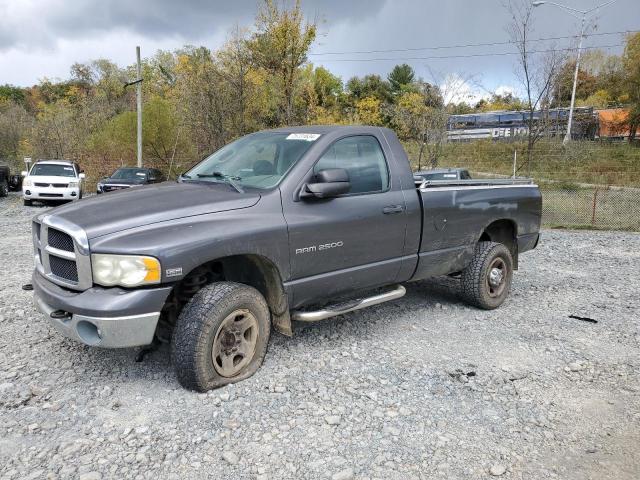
[34,295,160,347]
[23,186,80,201]
[32,271,173,348]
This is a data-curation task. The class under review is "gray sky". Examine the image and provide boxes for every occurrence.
[1,0,638,102]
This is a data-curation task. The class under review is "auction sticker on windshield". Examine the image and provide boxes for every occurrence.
[286,133,320,141]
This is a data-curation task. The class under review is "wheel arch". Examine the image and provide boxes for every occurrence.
[478,219,518,269]
[164,253,292,337]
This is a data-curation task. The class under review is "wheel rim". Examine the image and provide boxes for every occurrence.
[486,257,507,298]
[212,309,259,378]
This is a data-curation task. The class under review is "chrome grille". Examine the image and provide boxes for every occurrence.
[48,228,74,252]
[49,255,79,282]
[32,217,92,291]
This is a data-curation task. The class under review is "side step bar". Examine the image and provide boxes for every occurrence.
[291,285,406,322]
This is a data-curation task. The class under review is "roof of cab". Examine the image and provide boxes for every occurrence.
[33,159,76,165]
[268,125,388,135]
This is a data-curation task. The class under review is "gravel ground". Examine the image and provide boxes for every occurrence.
[0,191,639,480]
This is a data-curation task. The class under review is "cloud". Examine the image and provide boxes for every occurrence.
[440,74,489,105]
[0,0,385,52]
[0,0,636,87]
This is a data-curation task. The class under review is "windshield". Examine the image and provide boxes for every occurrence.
[111,168,148,180]
[184,132,319,189]
[30,164,77,177]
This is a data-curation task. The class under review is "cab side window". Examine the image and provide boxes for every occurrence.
[313,135,389,194]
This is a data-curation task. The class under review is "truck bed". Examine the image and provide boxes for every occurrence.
[409,177,542,280]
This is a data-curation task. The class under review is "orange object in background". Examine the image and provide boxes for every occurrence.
[596,108,639,139]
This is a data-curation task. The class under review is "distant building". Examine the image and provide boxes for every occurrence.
[596,108,639,140]
[446,107,598,142]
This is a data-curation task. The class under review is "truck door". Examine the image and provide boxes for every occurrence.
[282,135,408,308]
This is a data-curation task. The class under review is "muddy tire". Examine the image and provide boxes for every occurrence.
[171,281,271,392]
[461,241,513,310]
[0,180,7,197]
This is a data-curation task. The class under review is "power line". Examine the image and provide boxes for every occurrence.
[315,43,624,63]
[308,29,637,56]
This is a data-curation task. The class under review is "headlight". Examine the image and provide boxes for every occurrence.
[91,254,161,287]
[23,178,33,187]
[68,181,79,187]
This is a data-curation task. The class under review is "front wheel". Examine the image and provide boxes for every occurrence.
[460,241,513,310]
[0,180,8,197]
[171,282,271,392]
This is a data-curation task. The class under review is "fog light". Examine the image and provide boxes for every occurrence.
[71,191,77,196]
[25,190,31,195]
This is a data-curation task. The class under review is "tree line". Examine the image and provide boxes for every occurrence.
[0,0,638,180]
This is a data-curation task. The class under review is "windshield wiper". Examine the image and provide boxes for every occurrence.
[197,172,244,193]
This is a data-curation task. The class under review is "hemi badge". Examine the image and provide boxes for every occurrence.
[166,267,183,277]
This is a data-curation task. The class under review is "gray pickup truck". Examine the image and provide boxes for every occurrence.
[31,126,541,391]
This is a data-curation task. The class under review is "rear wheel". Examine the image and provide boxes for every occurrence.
[171,282,271,392]
[461,241,513,310]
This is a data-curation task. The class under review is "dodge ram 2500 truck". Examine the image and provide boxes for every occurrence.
[31,126,541,392]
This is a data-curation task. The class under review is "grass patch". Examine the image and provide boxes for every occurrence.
[402,139,640,187]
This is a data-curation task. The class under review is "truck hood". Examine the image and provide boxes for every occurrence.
[45,182,261,239]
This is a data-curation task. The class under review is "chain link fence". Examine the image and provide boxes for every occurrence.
[404,139,640,232]
[541,186,640,231]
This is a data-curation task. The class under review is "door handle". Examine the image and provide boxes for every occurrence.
[383,205,405,214]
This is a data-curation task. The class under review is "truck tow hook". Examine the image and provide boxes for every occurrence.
[50,310,71,320]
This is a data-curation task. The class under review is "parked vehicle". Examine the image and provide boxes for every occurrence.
[22,160,85,206]
[9,173,23,191]
[30,126,541,391]
[0,164,9,197]
[414,167,471,183]
[97,167,166,194]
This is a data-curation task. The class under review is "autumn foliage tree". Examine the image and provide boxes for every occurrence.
[247,0,316,125]
[0,0,639,185]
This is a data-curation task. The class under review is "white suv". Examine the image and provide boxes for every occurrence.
[22,160,85,206]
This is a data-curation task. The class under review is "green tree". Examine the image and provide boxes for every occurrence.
[313,66,342,108]
[346,74,392,103]
[388,64,415,94]
[0,85,26,106]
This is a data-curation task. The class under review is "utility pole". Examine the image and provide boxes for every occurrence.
[532,0,617,145]
[136,46,143,168]
[565,16,585,145]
